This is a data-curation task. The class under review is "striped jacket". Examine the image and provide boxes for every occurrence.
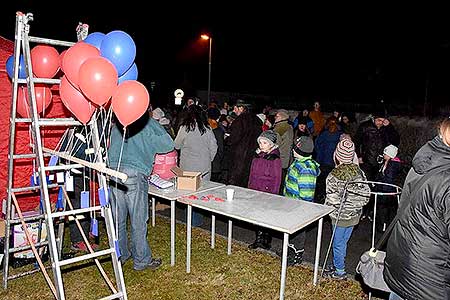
[283,156,320,202]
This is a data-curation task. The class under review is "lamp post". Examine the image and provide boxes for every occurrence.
[201,34,212,104]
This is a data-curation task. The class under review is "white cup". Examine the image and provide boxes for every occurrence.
[226,188,234,201]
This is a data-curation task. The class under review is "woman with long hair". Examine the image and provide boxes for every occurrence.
[174,105,218,226]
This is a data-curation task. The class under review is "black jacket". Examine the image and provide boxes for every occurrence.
[384,136,450,300]
[354,119,400,166]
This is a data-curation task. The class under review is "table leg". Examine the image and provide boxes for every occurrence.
[151,197,156,227]
[313,218,323,286]
[227,220,233,255]
[186,205,192,273]
[211,214,215,249]
[171,200,176,266]
[279,232,289,300]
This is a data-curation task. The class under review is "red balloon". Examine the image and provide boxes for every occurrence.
[112,80,150,127]
[59,49,67,73]
[31,45,60,78]
[78,57,118,106]
[17,84,53,118]
[59,75,96,124]
[62,42,100,88]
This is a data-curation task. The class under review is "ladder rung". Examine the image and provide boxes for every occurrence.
[9,240,49,253]
[12,153,52,159]
[51,206,102,218]
[29,36,75,47]
[9,214,45,224]
[8,266,52,280]
[15,78,60,84]
[14,118,82,126]
[58,248,115,267]
[99,292,124,300]
[44,164,83,172]
[10,183,59,193]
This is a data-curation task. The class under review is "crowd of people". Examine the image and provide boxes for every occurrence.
[64,95,450,299]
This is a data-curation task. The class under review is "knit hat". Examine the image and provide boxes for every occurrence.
[152,107,165,120]
[334,139,355,164]
[256,113,266,124]
[297,116,308,125]
[383,144,398,158]
[276,109,290,120]
[293,136,314,156]
[257,130,277,145]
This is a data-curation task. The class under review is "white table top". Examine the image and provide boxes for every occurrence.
[148,180,225,201]
[177,185,334,234]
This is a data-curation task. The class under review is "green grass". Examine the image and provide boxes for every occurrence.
[0,217,367,299]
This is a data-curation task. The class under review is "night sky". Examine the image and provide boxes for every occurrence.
[1,3,450,114]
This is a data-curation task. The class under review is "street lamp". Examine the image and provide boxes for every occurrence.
[201,34,212,104]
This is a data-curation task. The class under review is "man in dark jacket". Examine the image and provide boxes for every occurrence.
[384,118,450,300]
[226,100,262,187]
[354,111,400,219]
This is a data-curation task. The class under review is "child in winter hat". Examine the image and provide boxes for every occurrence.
[293,136,314,157]
[256,130,278,153]
[283,134,320,266]
[334,139,356,164]
[248,129,282,250]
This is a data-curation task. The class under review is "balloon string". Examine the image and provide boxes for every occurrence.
[114,127,126,237]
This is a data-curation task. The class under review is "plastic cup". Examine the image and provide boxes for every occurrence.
[226,188,234,201]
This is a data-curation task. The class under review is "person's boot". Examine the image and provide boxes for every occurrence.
[287,244,304,266]
[260,232,272,250]
[248,230,264,249]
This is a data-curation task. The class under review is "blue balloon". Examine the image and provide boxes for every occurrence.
[118,63,138,84]
[6,54,27,79]
[100,30,136,76]
[84,32,106,50]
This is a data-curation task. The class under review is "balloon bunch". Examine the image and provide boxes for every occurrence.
[5,45,60,118]
[59,30,147,127]
[4,30,148,128]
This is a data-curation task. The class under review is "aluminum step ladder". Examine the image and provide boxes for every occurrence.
[2,12,127,300]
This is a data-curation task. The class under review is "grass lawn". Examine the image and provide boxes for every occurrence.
[0,217,368,299]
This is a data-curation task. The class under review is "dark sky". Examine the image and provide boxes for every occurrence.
[2,3,450,113]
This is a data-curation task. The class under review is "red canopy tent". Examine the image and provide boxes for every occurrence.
[0,36,70,212]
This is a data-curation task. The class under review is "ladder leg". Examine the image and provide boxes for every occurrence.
[3,12,25,290]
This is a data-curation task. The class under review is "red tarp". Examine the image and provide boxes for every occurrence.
[0,36,70,212]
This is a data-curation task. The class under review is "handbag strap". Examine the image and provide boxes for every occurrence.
[374,165,447,250]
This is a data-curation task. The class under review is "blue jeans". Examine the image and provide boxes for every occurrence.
[110,168,152,269]
[389,291,405,300]
[332,225,354,274]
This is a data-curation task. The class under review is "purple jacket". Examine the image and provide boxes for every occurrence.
[248,148,282,194]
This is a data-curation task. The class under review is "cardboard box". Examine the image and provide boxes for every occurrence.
[13,211,47,258]
[171,167,201,191]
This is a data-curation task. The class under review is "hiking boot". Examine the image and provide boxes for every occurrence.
[323,269,347,280]
[134,258,162,271]
[248,231,265,250]
[287,244,304,267]
[71,241,99,252]
[260,232,272,250]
